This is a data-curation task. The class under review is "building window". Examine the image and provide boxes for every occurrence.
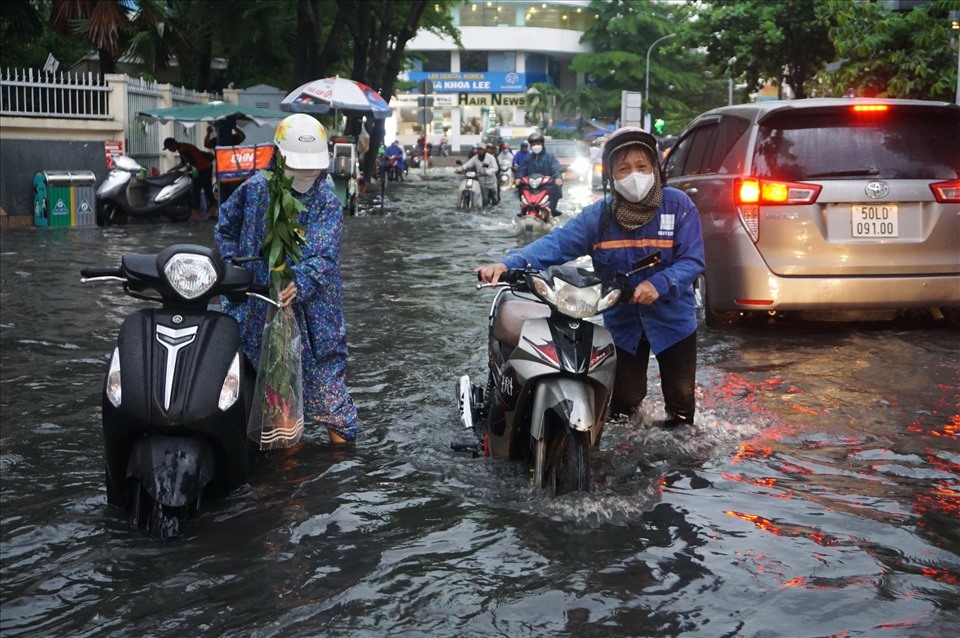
[420,51,450,72]
[460,50,488,72]
[459,2,518,27]
[522,3,595,30]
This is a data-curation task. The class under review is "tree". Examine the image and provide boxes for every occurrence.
[571,0,727,135]
[526,82,563,129]
[559,84,605,135]
[678,0,836,100]
[817,0,959,100]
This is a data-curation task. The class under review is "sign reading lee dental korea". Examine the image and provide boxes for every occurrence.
[408,72,526,93]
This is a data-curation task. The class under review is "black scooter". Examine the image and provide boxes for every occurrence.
[96,155,193,226]
[81,244,275,537]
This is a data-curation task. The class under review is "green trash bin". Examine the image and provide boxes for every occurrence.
[33,170,98,227]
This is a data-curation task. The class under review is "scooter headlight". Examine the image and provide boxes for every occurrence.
[597,287,623,313]
[553,278,604,319]
[218,352,241,411]
[163,253,218,300]
[530,274,557,307]
[106,347,122,407]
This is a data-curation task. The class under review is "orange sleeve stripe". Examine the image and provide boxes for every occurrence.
[593,239,675,251]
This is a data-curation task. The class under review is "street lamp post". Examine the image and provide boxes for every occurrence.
[645,33,676,131]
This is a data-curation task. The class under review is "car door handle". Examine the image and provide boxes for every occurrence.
[684,187,698,196]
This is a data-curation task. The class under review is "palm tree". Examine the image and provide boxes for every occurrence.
[49,0,175,77]
[525,82,562,130]
[559,84,604,135]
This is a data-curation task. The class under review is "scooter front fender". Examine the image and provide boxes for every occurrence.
[126,435,215,508]
[529,377,596,441]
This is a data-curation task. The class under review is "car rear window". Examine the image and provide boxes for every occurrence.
[753,106,960,181]
[546,141,581,158]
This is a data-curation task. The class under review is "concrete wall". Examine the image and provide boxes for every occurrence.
[0,139,111,222]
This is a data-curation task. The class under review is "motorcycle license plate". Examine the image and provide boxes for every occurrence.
[851,204,898,238]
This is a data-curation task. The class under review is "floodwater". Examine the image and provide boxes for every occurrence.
[1,171,958,637]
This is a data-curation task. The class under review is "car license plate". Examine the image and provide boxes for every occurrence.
[852,204,898,238]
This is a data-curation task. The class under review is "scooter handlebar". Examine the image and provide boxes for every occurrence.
[80,267,122,279]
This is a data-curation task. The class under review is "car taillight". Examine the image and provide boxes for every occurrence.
[734,178,822,242]
[930,179,960,203]
[852,104,889,113]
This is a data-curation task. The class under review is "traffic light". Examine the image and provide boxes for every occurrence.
[654,118,665,136]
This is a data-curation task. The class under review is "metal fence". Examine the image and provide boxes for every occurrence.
[126,77,163,171]
[126,79,208,173]
[0,68,111,118]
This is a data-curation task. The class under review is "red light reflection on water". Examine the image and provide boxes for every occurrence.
[725,510,839,547]
[919,567,960,586]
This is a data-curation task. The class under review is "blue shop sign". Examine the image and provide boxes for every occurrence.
[408,72,526,93]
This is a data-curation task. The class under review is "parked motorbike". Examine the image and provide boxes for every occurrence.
[516,173,555,233]
[81,244,274,537]
[455,253,661,495]
[96,155,193,226]
[455,160,482,210]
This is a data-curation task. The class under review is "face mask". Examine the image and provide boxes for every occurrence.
[531,144,543,154]
[285,168,322,193]
[614,171,655,203]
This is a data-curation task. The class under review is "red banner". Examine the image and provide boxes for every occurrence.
[215,144,276,181]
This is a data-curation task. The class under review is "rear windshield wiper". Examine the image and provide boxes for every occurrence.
[805,168,880,178]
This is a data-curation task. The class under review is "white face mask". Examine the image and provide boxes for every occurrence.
[531,144,543,154]
[614,171,655,203]
[285,168,322,193]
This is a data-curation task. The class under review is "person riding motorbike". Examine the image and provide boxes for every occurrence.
[512,140,531,175]
[514,132,562,215]
[384,139,406,176]
[457,143,499,207]
[476,127,705,428]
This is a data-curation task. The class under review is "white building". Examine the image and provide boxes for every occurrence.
[393,0,597,151]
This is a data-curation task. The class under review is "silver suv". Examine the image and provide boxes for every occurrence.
[663,98,960,326]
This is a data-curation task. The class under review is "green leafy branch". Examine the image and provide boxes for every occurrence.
[260,152,308,299]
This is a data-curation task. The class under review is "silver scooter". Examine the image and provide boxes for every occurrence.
[456,253,661,495]
[454,160,482,210]
[96,155,194,226]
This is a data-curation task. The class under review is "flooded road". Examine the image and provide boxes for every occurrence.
[2,171,958,637]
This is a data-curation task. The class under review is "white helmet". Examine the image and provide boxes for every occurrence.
[274,114,329,170]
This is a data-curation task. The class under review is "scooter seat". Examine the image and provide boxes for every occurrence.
[493,297,550,349]
[144,173,183,187]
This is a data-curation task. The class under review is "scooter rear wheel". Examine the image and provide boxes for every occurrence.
[165,204,192,222]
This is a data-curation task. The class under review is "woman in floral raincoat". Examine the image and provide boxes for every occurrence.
[214,114,359,443]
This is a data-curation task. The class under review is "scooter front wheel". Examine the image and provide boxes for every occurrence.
[543,426,591,496]
[96,201,126,227]
[128,477,191,538]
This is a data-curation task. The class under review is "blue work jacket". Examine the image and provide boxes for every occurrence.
[515,151,560,180]
[500,188,705,355]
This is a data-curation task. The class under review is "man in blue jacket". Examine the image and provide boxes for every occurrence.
[514,132,562,215]
[476,127,705,427]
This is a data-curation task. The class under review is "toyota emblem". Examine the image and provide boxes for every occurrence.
[865,182,889,199]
